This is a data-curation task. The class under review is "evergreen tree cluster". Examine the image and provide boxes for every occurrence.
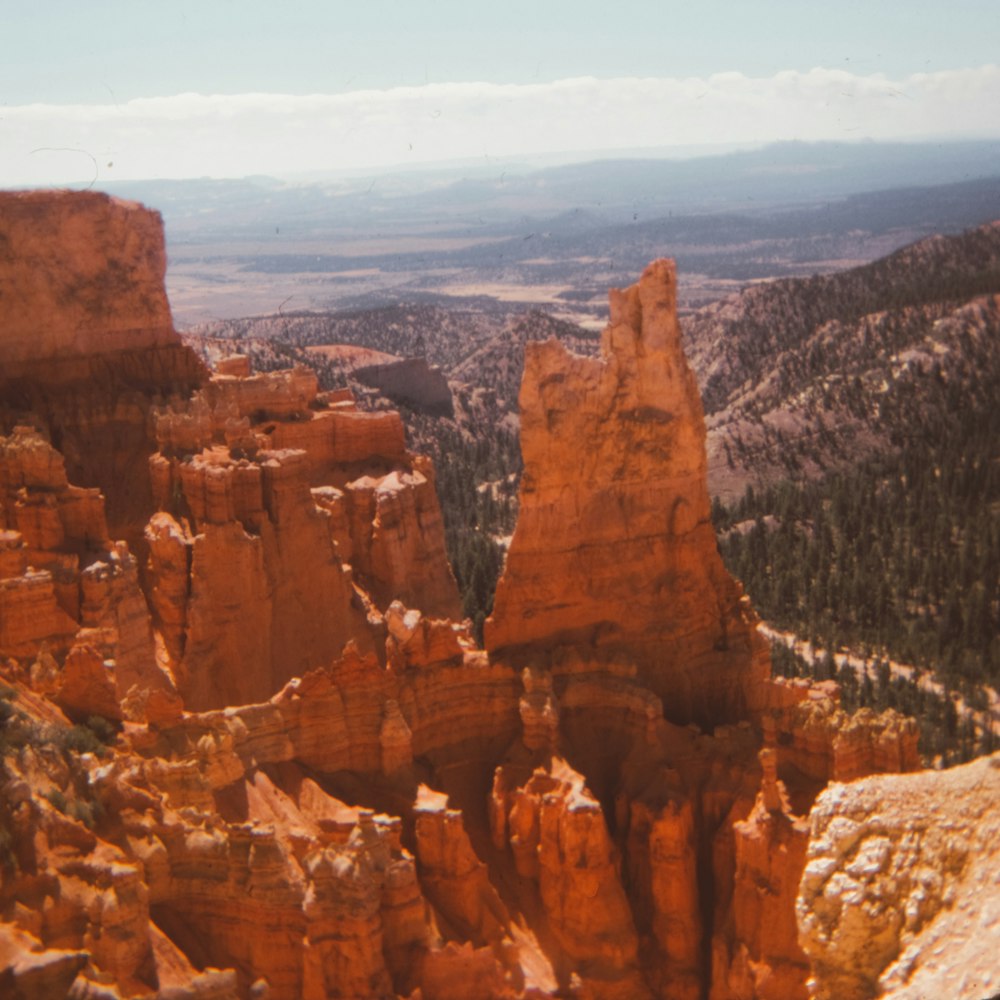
[417,421,521,643]
[715,346,999,690]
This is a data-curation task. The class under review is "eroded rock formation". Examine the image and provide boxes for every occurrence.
[0,191,206,545]
[0,425,172,717]
[486,259,769,727]
[145,362,461,711]
[0,196,955,1000]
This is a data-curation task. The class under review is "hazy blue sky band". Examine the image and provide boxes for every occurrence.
[4,1,999,187]
[4,67,1000,188]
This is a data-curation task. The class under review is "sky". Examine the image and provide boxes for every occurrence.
[2,0,999,187]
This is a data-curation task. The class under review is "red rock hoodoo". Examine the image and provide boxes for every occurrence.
[1,196,948,1000]
[486,259,768,726]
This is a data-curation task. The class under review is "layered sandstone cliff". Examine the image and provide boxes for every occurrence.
[145,364,461,711]
[0,425,173,720]
[0,191,206,544]
[0,190,460,716]
[0,195,950,1000]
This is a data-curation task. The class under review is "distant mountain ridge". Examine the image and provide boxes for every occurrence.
[105,138,1000,239]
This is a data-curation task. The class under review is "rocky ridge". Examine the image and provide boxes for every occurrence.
[0,191,955,1000]
[682,220,1000,500]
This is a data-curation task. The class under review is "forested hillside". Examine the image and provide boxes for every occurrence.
[704,224,1000,761]
[685,221,1000,414]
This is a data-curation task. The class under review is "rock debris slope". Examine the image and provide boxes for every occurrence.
[0,193,961,1000]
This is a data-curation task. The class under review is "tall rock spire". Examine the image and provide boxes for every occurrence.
[486,258,768,725]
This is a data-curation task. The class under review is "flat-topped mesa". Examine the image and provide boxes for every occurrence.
[0,190,207,543]
[486,259,768,726]
[0,190,177,370]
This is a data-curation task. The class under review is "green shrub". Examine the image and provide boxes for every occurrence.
[68,798,104,830]
[55,725,105,756]
[84,715,118,746]
[43,788,67,813]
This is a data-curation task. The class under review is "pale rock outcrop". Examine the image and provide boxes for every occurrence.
[798,752,1000,1000]
[486,259,769,726]
[712,697,921,1000]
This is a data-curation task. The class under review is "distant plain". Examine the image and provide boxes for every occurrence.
[103,139,1000,329]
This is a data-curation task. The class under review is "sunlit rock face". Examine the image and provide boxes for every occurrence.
[486,258,769,726]
[145,368,462,712]
[798,752,1000,1000]
[0,190,178,367]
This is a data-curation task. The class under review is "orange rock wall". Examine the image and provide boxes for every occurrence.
[0,191,176,367]
[145,383,461,709]
[0,190,207,544]
[0,427,165,716]
[146,449,371,711]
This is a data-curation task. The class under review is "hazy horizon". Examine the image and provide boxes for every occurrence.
[3,1,999,189]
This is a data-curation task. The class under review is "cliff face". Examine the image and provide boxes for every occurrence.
[0,191,206,545]
[486,259,768,726]
[0,195,946,1000]
[0,425,170,717]
[0,190,177,367]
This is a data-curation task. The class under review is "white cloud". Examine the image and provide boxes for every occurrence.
[3,66,999,187]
